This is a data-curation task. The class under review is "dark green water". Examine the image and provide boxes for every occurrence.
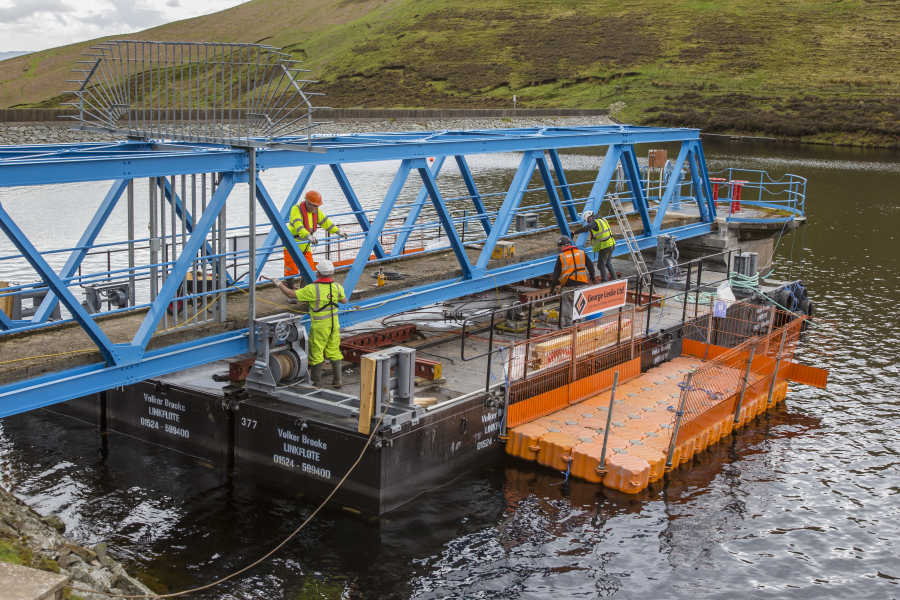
[1,139,899,599]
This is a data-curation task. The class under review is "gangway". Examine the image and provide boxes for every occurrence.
[0,42,807,419]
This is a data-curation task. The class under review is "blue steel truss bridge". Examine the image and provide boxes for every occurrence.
[0,44,807,419]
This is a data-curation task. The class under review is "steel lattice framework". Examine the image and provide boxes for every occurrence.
[0,124,806,418]
[67,40,328,149]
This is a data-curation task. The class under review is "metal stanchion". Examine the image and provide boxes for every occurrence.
[766,330,789,406]
[248,148,257,353]
[666,371,692,468]
[733,345,757,424]
[597,371,620,474]
[127,180,135,306]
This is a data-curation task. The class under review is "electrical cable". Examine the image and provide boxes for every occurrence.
[67,398,395,599]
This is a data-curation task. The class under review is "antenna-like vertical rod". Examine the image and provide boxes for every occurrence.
[248,148,257,352]
[127,179,135,306]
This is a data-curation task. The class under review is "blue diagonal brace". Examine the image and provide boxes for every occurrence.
[691,141,717,220]
[651,141,691,233]
[0,201,121,365]
[343,159,412,297]
[548,149,580,222]
[253,166,316,282]
[535,156,571,238]
[255,177,317,284]
[131,173,236,350]
[621,146,653,235]
[390,156,444,257]
[415,159,474,279]
[454,155,491,235]
[159,176,233,285]
[330,164,386,260]
[0,302,13,330]
[474,150,540,273]
[574,145,623,249]
[686,147,712,222]
[31,178,129,324]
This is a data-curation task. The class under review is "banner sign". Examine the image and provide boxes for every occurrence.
[571,280,628,320]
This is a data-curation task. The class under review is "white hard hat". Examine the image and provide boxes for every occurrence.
[316,259,335,276]
[582,210,594,222]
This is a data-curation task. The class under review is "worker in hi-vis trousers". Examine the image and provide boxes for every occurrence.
[572,210,617,282]
[275,259,348,388]
[284,190,348,288]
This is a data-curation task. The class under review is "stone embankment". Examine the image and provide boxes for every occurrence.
[0,116,615,146]
[0,484,156,599]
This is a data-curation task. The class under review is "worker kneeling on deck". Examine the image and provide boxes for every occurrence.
[550,235,595,328]
[284,190,348,288]
[573,210,616,282]
[275,259,347,388]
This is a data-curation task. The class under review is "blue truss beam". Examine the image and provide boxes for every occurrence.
[131,174,236,349]
[0,202,122,365]
[535,156,571,239]
[330,164,387,260]
[473,150,541,274]
[620,146,653,235]
[547,149,580,222]
[0,127,700,188]
[391,156,444,257]
[254,177,317,284]
[416,160,473,279]
[253,166,316,282]
[651,141,692,234]
[342,159,413,296]
[454,155,492,236]
[30,178,129,324]
[574,145,624,249]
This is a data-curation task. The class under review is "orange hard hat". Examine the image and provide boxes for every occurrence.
[304,190,323,206]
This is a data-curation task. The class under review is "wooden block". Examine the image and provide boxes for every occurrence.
[358,355,377,434]
[415,376,447,387]
[0,282,11,318]
[414,397,438,406]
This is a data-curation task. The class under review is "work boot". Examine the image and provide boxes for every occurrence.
[331,360,343,389]
[310,363,323,387]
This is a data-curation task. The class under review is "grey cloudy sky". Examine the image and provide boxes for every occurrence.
[0,0,244,52]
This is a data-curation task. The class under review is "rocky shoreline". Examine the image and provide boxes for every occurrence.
[0,483,156,599]
[0,115,615,146]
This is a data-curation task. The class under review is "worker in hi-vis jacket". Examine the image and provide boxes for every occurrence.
[284,190,348,288]
[273,259,347,388]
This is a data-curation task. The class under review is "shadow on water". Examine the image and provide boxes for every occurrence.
[1,139,899,598]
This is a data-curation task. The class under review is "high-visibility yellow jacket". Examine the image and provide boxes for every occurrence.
[295,278,345,330]
[288,203,340,252]
[589,217,615,252]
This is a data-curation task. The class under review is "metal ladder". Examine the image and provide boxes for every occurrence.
[608,194,651,288]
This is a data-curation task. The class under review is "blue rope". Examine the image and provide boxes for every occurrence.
[553,460,572,485]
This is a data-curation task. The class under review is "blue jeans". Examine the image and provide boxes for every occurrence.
[597,246,616,281]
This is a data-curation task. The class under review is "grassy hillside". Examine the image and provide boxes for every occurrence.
[2,0,899,146]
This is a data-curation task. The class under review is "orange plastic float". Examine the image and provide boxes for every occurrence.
[505,350,800,493]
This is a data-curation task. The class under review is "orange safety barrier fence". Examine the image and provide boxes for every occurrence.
[682,299,797,354]
[671,313,835,448]
[505,306,641,428]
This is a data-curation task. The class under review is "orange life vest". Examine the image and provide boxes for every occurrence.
[559,246,589,286]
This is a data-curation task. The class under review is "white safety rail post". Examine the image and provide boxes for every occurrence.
[766,329,789,406]
[127,180,135,306]
[733,345,757,424]
[597,371,620,474]
[666,370,692,469]
[248,148,257,353]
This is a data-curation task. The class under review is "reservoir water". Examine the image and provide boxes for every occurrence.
[1,138,898,598]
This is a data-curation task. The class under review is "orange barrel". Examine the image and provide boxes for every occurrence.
[603,453,651,493]
[505,423,548,461]
[536,431,579,470]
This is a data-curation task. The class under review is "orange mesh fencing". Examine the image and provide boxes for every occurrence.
[672,316,810,447]
[682,299,796,358]
[505,306,641,428]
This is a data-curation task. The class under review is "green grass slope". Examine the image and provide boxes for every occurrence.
[2,0,898,146]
